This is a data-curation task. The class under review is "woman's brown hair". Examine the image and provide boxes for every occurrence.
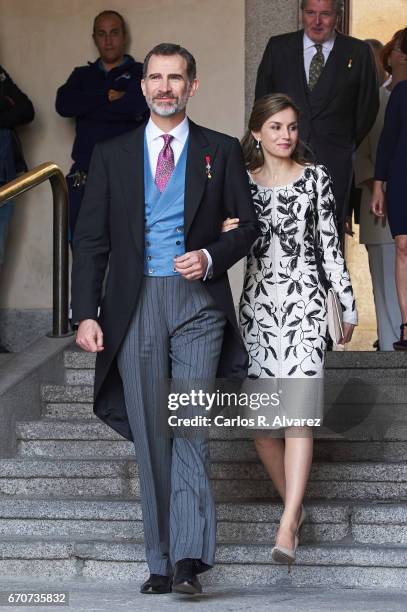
[381,27,407,74]
[241,93,309,172]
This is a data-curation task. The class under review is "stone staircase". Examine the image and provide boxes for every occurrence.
[0,348,407,587]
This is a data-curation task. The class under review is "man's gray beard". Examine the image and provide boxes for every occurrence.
[148,92,189,117]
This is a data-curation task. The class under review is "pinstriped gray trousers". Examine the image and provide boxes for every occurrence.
[117,275,226,575]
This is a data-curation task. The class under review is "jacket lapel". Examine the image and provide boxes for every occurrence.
[117,123,146,259]
[309,32,352,117]
[184,120,218,238]
[295,30,312,116]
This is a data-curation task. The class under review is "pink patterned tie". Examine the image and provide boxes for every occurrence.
[155,134,175,193]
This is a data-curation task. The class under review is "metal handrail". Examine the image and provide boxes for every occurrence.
[0,162,73,338]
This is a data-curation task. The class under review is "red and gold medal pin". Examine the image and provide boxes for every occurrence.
[347,58,353,69]
[205,155,212,179]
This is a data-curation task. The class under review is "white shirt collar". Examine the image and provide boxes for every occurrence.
[145,115,189,145]
[303,30,337,52]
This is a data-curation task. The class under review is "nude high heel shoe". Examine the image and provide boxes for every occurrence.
[272,505,307,573]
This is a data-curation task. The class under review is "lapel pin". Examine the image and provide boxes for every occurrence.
[347,58,353,69]
[205,155,212,179]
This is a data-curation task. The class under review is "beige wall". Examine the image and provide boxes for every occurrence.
[350,0,406,43]
[245,0,299,120]
[0,0,245,308]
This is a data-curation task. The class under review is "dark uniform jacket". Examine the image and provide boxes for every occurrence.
[56,55,148,171]
[0,65,34,172]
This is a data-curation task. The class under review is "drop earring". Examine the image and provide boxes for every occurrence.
[256,139,261,150]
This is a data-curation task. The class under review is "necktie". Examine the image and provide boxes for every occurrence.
[308,44,325,91]
[155,134,175,193]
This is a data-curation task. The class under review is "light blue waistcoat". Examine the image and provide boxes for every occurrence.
[143,134,187,276]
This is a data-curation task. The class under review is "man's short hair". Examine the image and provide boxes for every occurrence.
[93,10,126,34]
[143,43,197,82]
[300,0,344,17]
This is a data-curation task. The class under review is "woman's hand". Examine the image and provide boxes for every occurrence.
[221,217,239,232]
[370,181,386,218]
[340,322,355,345]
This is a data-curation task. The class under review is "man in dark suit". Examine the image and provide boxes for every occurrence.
[56,10,147,242]
[255,0,379,236]
[72,43,259,595]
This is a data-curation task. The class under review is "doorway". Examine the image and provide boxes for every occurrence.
[344,1,406,350]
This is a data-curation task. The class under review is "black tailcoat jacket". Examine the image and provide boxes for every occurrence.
[255,30,379,225]
[71,120,260,440]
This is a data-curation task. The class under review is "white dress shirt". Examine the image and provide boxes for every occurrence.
[303,31,337,82]
[144,116,212,279]
[145,115,189,176]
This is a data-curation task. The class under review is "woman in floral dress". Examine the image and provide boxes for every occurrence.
[223,94,357,569]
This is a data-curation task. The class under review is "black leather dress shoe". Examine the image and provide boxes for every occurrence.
[172,559,203,595]
[394,323,407,351]
[140,574,172,594]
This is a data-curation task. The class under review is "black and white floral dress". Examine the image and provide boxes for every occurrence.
[239,164,357,380]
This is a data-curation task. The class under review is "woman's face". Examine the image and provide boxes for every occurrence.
[389,37,407,70]
[253,107,299,160]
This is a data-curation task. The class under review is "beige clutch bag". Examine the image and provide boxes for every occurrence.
[327,288,344,347]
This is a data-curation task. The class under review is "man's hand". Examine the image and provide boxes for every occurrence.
[108,89,125,102]
[76,319,104,352]
[174,250,208,281]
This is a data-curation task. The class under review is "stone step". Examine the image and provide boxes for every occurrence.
[16,436,407,463]
[1,457,405,501]
[41,400,407,436]
[64,349,407,370]
[324,352,407,369]
[66,370,94,385]
[0,498,350,544]
[17,420,127,441]
[133,461,402,502]
[42,403,96,420]
[42,403,407,444]
[65,368,407,386]
[15,420,407,462]
[0,537,406,587]
[64,350,96,370]
[0,458,129,498]
[0,499,404,546]
[209,462,407,501]
[43,383,407,407]
[0,499,142,541]
[15,418,407,444]
[42,385,94,403]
